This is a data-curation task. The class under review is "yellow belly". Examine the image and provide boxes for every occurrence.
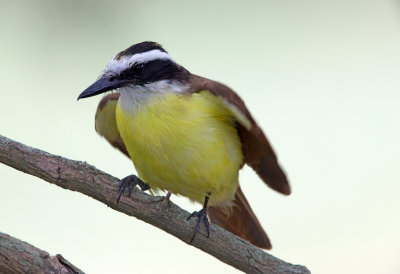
[115,91,243,206]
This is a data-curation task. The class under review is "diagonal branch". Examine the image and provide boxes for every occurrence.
[0,134,310,274]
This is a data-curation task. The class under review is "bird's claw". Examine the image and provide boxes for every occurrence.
[117,174,150,203]
[187,208,210,242]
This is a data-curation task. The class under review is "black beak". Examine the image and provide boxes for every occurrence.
[77,77,127,100]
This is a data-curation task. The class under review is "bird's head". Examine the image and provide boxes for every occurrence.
[78,41,190,100]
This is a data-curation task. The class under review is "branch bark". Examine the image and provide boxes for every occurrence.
[0,134,310,274]
[0,231,83,274]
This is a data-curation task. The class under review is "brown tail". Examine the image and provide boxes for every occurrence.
[207,186,272,249]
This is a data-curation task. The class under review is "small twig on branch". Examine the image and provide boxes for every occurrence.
[0,231,83,274]
[0,134,310,273]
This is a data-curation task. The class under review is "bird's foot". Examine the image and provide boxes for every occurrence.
[187,208,210,242]
[117,174,150,203]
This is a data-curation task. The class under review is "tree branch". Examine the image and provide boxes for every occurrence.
[0,134,310,273]
[0,231,83,273]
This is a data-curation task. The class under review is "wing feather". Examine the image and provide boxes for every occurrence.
[95,93,129,157]
[188,74,291,195]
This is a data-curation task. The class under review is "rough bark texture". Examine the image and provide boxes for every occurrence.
[0,232,83,274]
[0,134,310,274]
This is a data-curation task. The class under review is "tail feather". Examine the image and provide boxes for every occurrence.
[207,186,271,249]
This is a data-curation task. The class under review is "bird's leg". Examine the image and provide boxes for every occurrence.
[161,191,172,207]
[117,174,150,203]
[165,191,172,201]
[187,192,211,243]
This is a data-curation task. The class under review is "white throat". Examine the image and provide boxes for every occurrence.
[118,80,189,113]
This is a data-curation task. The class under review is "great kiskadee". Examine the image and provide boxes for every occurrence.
[78,41,290,249]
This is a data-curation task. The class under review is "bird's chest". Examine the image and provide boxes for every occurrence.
[115,92,194,157]
[115,90,242,205]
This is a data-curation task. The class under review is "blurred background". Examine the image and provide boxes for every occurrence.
[1,0,399,273]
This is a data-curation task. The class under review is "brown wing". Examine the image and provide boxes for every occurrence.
[208,186,272,249]
[95,93,129,157]
[188,74,291,195]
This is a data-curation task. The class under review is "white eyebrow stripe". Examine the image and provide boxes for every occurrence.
[106,49,174,74]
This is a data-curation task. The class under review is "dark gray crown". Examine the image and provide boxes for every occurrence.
[116,41,167,60]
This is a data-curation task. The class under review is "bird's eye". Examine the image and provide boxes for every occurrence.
[133,64,144,73]
[109,76,115,82]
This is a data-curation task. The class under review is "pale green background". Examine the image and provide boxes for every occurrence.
[1,1,399,273]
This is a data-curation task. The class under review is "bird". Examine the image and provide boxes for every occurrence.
[78,41,290,249]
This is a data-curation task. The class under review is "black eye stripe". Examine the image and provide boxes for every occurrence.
[118,59,189,84]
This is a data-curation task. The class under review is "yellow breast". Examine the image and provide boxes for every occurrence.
[115,91,243,206]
